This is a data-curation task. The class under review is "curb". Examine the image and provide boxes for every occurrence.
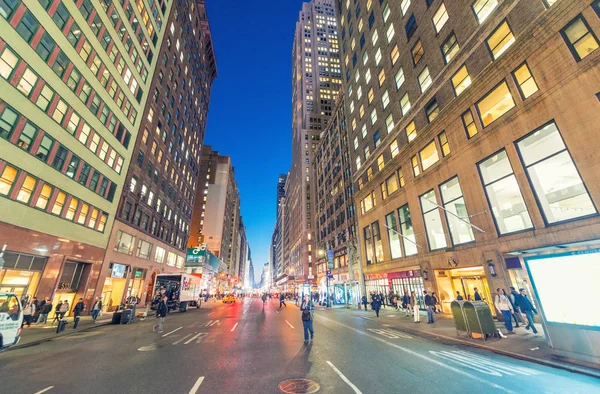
[6,321,114,352]
[387,323,600,379]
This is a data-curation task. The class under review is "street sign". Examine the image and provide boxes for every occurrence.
[327,249,334,269]
[326,269,331,276]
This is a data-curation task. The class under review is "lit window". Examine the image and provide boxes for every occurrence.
[561,15,599,61]
[411,40,424,65]
[451,65,471,96]
[368,88,374,103]
[401,0,411,16]
[398,204,417,255]
[425,99,439,123]
[77,203,89,224]
[386,24,395,43]
[51,191,66,215]
[441,33,460,64]
[360,104,365,118]
[438,131,450,156]
[354,136,359,150]
[382,3,390,22]
[400,93,411,115]
[391,44,400,65]
[419,141,439,171]
[386,174,398,195]
[461,109,478,138]
[17,122,37,150]
[433,3,449,33]
[98,213,107,232]
[406,121,417,142]
[390,140,399,158]
[479,150,533,234]
[357,86,363,100]
[385,114,394,132]
[35,184,52,210]
[0,165,17,195]
[370,109,378,125]
[372,29,379,45]
[367,168,373,182]
[472,0,498,24]
[350,100,355,113]
[418,67,432,92]
[412,155,420,176]
[377,154,385,171]
[440,177,475,245]
[512,63,539,99]
[17,68,38,96]
[364,145,371,159]
[486,21,515,60]
[363,51,369,65]
[476,81,515,127]
[66,197,79,221]
[382,91,390,109]
[420,190,447,250]
[516,122,596,224]
[375,48,382,66]
[88,208,99,229]
[362,124,368,138]
[365,68,372,83]
[395,68,405,90]
[356,156,362,170]
[0,47,19,80]
[381,183,387,200]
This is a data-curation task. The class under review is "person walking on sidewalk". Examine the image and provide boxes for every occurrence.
[91,297,102,322]
[22,300,35,327]
[402,292,411,318]
[474,288,483,301]
[52,301,62,324]
[494,289,515,334]
[60,300,69,320]
[153,296,168,333]
[73,298,85,321]
[431,292,440,314]
[411,291,420,323]
[508,287,521,328]
[515,289,539,334]
[393,294,399,311]
[424,291,435,324]
[37,298,52,324]
[279,293,287,309]
[371,293,382,317]
[361,295,368,311]
[300,295,315,343]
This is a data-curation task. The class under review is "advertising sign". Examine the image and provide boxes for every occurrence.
[334,284,346,305]
[187,244,207,264]
[111,263,126,279]
[327,249,334,269]
[525,249,600,329]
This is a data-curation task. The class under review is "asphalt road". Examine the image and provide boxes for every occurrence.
[0,298,598,394]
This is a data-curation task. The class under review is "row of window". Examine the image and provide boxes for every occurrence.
[0,45,125,175]
[3,1,139,124]
[114,230,183,267]
[0,102,116,202]
[0,160,109,233]
[363,121,597,263]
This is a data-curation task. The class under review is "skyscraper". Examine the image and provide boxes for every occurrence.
[286,0,342,294]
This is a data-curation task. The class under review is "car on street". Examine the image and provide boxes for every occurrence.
[0,292,23,351]
[222,294,236,304]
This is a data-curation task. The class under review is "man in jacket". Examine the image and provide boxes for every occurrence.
[361,295,368,311]
[515,289,538,334]
[153,295,168,333]
[279,293,287,309]
[372,293,382,317]
[73,298,85,320]
[424,291,435,324]
[37,298,52,324]
[474,288,483,301]
[509,287,521,328]
[494,289,515,334]
[300,295,315,343]
[59,300,69,320]
[91,297,103,322]
[402,292,411,317]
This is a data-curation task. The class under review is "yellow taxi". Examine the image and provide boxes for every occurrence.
[222,294,236,304]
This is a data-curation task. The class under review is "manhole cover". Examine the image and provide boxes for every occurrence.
[278,379,320,393]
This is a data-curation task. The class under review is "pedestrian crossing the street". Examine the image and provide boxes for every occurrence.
[367,328,412,339]
[429,350,542,377]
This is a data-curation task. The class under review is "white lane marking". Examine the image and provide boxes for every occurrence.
[243,309,248,314]
[185,333,202,344]
[195,333,209,343]
[173,334,194,345]
[205,320,221,326]
[285,320,295,329]
[326,361,362,394]
[162,327,182,337]
[188,376,205,394]
[137,344,158,351]
[231,322,238,332]
[34,386,54,394]
[318,315,517,394]
[367,328,412,339]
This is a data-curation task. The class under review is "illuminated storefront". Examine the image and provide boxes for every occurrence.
[389,269,425,310]
[0,252,45,300]
[434,266,493,314]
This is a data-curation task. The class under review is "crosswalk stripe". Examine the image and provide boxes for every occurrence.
[185,333,202,344]
[173,334,193,345]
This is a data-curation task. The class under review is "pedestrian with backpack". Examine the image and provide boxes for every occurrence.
[300,294,315,343]
[153,296,168,333]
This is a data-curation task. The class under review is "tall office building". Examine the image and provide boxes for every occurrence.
[339,0,600,362]
[95,0,216,308]
[0,0,178,308]
[286,0,342,294]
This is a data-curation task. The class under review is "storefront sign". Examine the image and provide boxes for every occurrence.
[388,270,421,279]
[111,263,126,279]
[364,273,388,280]
[327,250,334,269]
[187,245,207,264]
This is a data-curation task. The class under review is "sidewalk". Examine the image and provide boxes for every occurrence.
[8,315,118,351]
[332,306,600,378]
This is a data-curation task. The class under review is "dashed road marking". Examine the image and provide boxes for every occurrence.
[34,386,54,394]
[185,333,203,344]
[429,350,541,377]
[231,322,238,332]
[367,328,412,339]
[162,327,182,337]
[285,320,295,329]
[326,361,362,393]
[205,320,220,327]
[188,376,205,394]
[173,334,194,345]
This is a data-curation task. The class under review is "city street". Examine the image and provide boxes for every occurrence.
[1,298,598,394]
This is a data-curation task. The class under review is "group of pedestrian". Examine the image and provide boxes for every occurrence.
[494,287,538,335]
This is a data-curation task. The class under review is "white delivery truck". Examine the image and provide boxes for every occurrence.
[152,273,202,312]
[0,292,23,351]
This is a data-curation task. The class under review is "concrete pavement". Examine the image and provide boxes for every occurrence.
[0,298,598,394]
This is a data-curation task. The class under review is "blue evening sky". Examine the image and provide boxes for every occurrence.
[204,1,304,281]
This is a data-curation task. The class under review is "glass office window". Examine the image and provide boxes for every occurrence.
[406,121,417,142]
[513,63,538,99]
[477,81,515,127]
[451,65,471,96]
[17,176,38,204]
[561,16,599,61]
[418,67,432,92]
[441,32,459,64]
[440,177,475,245]
[472,0,498,24]
[479,150,533,234]
[0,165,17,195]
[433,3,449,33]
[516,122,596,224]
[386,212,403,259]
[419,141,439,171]
[420,190,447,250]
[462,109,478,138]
[51,191,66,215]
[487,21,515,59]
[398,204,418,256]
[35,184,52,210]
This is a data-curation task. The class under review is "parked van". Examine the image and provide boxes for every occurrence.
[0,293,23,350]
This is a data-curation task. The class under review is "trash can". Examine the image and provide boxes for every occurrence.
[120,309,133,324]
[450,301,468,336]
[463,301,498,340]
[111,311,123,324]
